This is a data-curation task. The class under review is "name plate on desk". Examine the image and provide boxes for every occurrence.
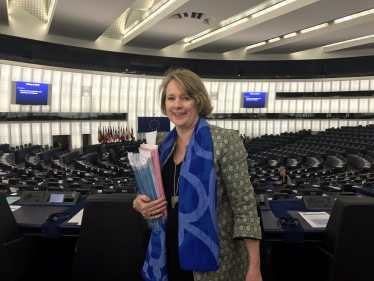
[19,191,82,205]
[302,196,335,210]
[115,187,136,193]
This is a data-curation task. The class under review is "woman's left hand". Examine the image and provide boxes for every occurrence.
[246,267,262,281]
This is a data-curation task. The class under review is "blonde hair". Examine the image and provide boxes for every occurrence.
[159,68,213,117]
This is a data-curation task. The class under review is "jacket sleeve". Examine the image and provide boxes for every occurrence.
[217,129,262,240]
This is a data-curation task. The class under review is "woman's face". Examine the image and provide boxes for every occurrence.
[165,80,199,132]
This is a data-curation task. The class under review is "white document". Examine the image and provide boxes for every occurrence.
[145,130,157,145]
[298,212,330,228]
[10,205,21,212]
[67,209,84,225]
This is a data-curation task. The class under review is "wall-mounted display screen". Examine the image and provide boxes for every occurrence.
[241,92,267,108]
[11,81,52,105]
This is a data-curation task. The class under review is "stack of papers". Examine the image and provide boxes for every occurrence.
[67,209,84,225]
[298,212,330,228]
[10,205,21,212]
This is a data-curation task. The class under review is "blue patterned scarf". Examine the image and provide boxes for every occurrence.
[142,117,219,280]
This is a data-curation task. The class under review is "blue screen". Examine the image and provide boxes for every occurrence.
[242,92,267,108]
[15,82,49,105]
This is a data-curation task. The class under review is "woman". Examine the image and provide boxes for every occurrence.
[133,69,262,281]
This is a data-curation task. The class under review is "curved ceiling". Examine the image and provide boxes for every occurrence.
[0,0,374,61]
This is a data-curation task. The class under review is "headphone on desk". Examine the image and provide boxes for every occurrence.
[277,216,301,226]
[46,212,72,222]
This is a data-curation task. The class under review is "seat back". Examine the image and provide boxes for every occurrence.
[73,194,151,281]
[0,193,30,280]
[323,197,374,281]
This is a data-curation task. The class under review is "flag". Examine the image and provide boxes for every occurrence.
[131,126,135,140]
[137,117,170,133]
[106,126,110,142]
[118,126,121,141]
[125,125,129,140]
[98,126,102,143]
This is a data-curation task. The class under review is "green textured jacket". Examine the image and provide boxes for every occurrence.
[157,124,261,281]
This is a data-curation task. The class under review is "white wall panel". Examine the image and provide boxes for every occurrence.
[349,98,358,113]
[60,72,72,112]
[273,120,281,135]
[304,100,313,113]
[31,123,41,145]
[360,80,369,90]
[339,99,349,113]
[81,73,92,112]
[297,82,305,92]
[52,122,60,135]
[303,120,312,131]
[71,122,82,149]
[255,82,262,92]
[281,100,289,113]
[91,75,102,113]
[259,120,267,136]
[21,123,31,145]
[331,81,340,91]
[119,76,129,113]
[288,100,296,113]
[222,120,233,129]
[128,77,138,131]
[252,120,260,138]
[0,64,11,112]
[295,100,304,113]
[329,120,339,129]
[276,82,283,92]
[281,120,288,133]
[71,73,82,112]
[266,83,276,113]
[81,122,90,134]
[136,78,146,117]
[340,80,350,91]
[10,65,22,112]
[321,99,331,112]
[60,122,70,135]
[110,76,120,113]
[266,120,273,135]
[274,99,282,113]
[320,120,330,132]
[314,82,322,92]
[144,79,156,118]
[217,82,227,113]
[262,82,270,93]
[288,120,296,133]
[359,99,369,113]
[295,120,303,132]
[312,99,321,113]
[10,124,21,147]
[100,75,111,113]
[0,123,10,145]
[225,82,234,114]
[358,120,369,126]
[283,82,290,92]
[239,82,248,114]
[232,82,242,113]
[322,81,331,92]
[369,99,374,114]
[348,120,358,127]
[370,79,374,90]
[311,120,320,131]
[350,80,359,91]
[239,121,246,136]
[153,79,163,117]
[42,69,52,113]
[20,67,32,112]
[232,120,239,133]
[339,120,348,127]
[51,71,62,112]
[305,82,313,92]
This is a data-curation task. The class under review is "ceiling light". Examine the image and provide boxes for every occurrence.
[284,32,297,38]
[247,42,266,49]
[189,18,249,44]
[252,0,296,18]
[300,23,329,33]
[334,8,374,24]
[268,37,281,43]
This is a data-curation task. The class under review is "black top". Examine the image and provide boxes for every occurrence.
[278,174,291,185]
[162,156,194,281]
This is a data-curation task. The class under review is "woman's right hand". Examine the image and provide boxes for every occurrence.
[133,195,167,220]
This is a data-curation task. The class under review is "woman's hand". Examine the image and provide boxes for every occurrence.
[246,267,262,281]
[133,195,167,220]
